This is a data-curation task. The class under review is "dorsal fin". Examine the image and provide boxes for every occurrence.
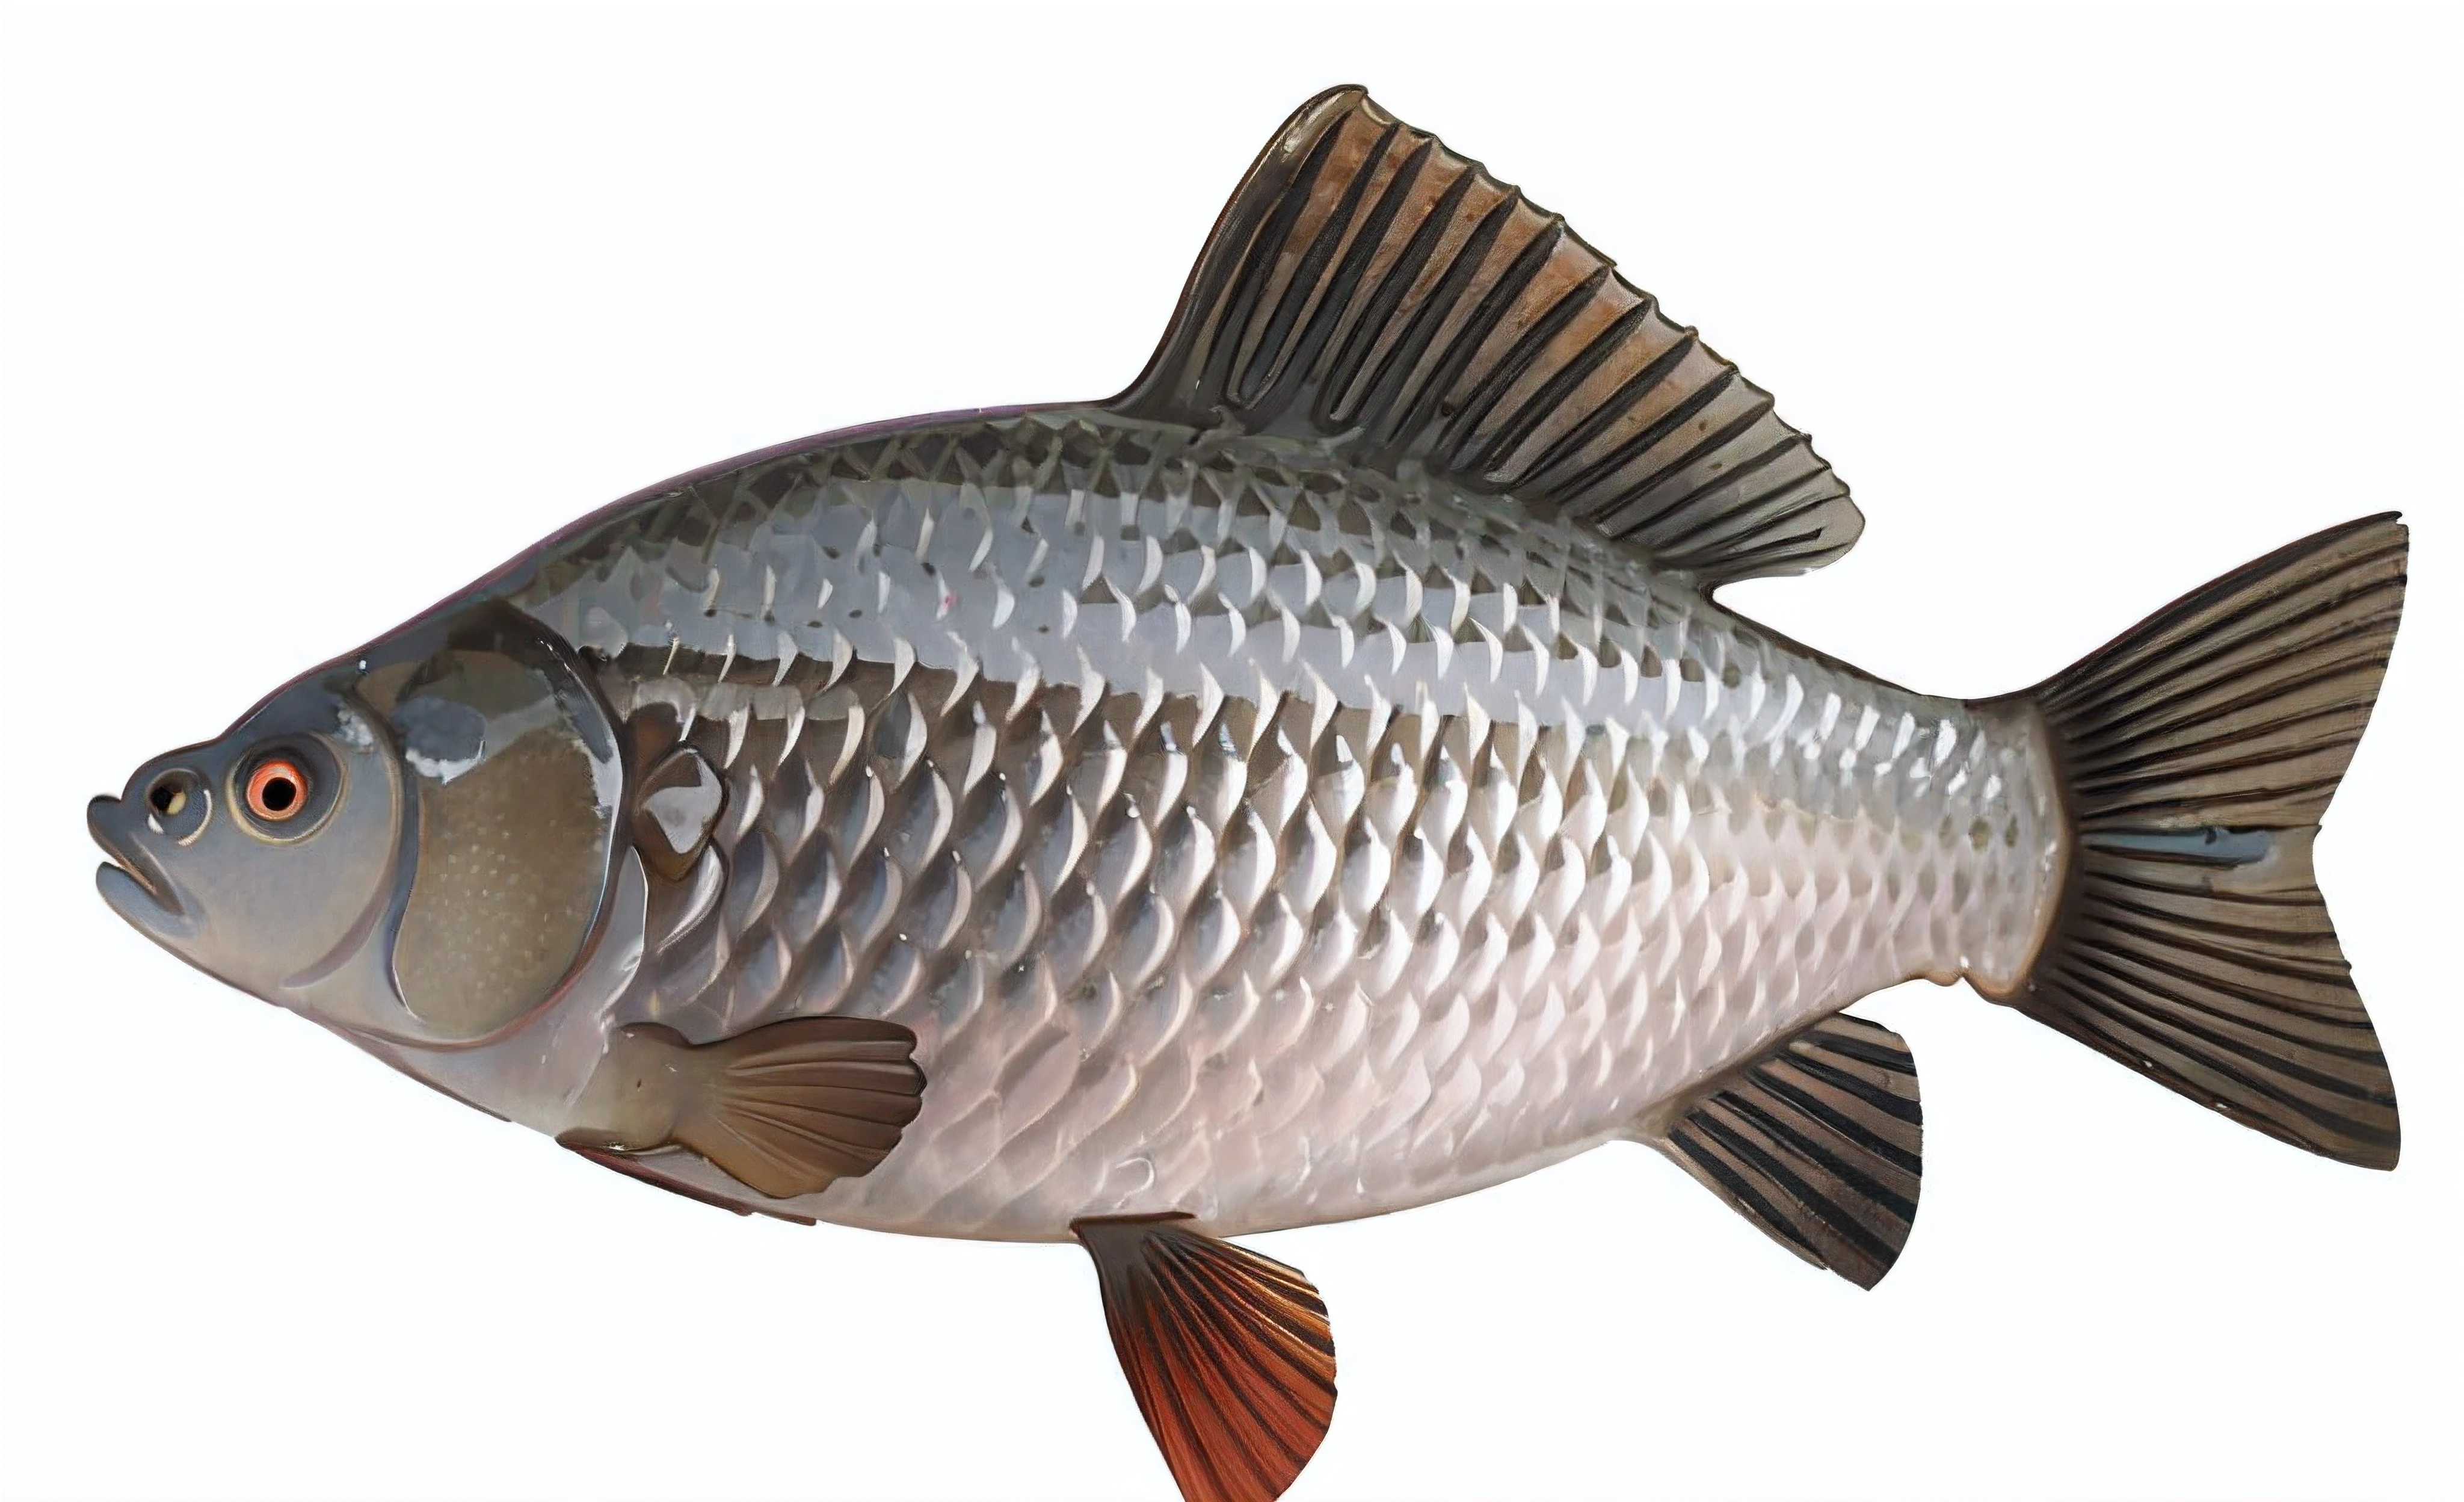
[1107,86,1862,589]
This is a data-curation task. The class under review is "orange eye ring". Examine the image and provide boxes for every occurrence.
[244,758,309,822]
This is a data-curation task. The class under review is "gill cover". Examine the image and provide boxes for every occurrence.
[358,601,626,1042]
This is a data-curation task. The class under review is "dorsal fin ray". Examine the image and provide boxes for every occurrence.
[1107,86,1862,589]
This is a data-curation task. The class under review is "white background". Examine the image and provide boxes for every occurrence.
[1,4,2456,1499]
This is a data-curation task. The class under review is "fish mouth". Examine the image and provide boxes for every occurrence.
[88,796,194,939]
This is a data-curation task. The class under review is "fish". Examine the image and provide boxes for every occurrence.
[89,85,2409,1502]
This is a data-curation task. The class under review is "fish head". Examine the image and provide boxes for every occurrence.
[92,668,405,1004]
[92,600,627,1049]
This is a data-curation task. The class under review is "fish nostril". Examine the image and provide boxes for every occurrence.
[147,771,197,820]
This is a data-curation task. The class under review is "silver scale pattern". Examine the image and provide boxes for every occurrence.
[514,409,2062,1238]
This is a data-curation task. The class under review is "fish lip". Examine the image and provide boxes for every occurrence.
[88,796,194,939]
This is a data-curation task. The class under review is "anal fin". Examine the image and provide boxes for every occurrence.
[566,1016,925,1201]
[1074,1214,1337,1502]
[1633,1012,1923,1289]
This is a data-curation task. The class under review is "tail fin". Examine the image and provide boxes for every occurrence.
[2007,514,2407,1168]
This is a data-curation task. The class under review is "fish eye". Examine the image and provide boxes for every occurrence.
[244,757,309,821]
[229,740,339,841]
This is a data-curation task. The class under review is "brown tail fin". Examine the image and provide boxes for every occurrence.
[2007,514,2407,1168]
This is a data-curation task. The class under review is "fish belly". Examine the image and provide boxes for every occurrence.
[511,410,2065,1240]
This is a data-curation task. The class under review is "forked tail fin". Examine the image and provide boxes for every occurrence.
[2005,514,2407,1168]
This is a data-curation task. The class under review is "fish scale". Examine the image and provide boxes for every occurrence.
[519,408,2062,1238]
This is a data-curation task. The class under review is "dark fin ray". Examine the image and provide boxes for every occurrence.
[1106,87,1861,589]
[1073,1214,1337,1502]
[2004,515,2405,1168]
[1634,1013,1921,1290]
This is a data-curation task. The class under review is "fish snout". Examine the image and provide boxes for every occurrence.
[88,784,197,939]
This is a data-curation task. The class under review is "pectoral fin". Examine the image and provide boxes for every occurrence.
[1630,1012,1923,1289]
[566,1016,925,1201]
[1073,1214,1337,1502]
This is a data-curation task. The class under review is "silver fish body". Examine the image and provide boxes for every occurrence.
[373,409,2059,1238]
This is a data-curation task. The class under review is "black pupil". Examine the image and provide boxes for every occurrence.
[149,782,178,813]
[260,774,298,812]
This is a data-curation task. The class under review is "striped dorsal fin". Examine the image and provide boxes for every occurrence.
[1106,86,1862,589]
